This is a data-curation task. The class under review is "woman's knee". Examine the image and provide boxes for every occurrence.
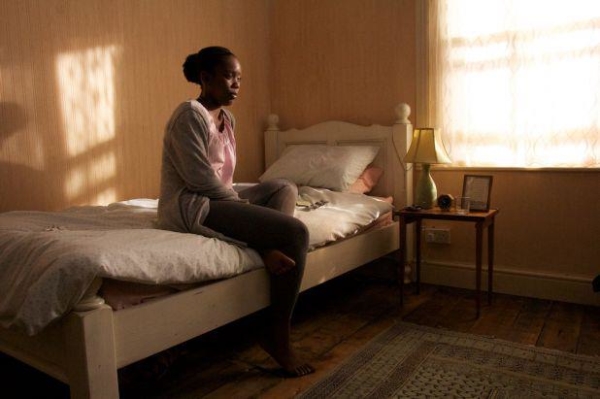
[288,218,309,251]
[261,178,298,215]
[274,178,298,196]
[263,178,298,201]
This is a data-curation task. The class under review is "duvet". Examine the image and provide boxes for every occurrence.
[0,188,392,335]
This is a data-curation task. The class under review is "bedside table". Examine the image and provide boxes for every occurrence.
[396,207,499,318]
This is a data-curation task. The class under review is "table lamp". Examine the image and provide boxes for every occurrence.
[404,127,452,209]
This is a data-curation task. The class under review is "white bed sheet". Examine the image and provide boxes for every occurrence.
[294,186,393,249]
[0,192,393,335]
[0,200,264,335]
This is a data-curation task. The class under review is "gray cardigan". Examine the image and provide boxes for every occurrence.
[157,100,244,241]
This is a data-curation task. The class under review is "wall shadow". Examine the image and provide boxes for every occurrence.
[0,102,63,210]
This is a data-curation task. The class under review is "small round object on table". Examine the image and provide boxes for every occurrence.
[437,194,454,211]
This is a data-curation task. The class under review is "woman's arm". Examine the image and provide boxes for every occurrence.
[166,108,239,200]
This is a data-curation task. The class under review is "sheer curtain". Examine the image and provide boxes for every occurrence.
[417,0,600,168]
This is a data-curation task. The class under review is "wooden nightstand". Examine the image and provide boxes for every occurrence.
[396,207,499,317]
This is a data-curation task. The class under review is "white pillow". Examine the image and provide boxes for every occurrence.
[259,145,380,192]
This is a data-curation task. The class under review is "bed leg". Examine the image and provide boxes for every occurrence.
[64,305,119,399]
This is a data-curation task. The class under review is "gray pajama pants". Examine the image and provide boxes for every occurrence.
[203,178,308,320]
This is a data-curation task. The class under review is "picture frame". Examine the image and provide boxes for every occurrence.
[462,175,493,211]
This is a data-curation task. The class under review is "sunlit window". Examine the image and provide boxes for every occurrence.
[56,45,119,203]
[429,0,600,168]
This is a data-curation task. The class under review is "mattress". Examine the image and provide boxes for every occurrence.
[0,189,393,335]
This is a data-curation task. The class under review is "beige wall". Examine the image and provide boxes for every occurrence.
[269,0,416,128]
[0,0,270,211]
[1,0,598,301]
[269,0,599,303]
[428,169,600,276]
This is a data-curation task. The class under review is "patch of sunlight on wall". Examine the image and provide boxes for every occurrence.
[65,152,116,199]
[56,45,120,204]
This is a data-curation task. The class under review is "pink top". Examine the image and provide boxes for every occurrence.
[206,110,236,189]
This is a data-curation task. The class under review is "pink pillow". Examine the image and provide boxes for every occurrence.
[348,166,384,194]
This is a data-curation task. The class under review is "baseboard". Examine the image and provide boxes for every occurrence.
[419,261,600,306]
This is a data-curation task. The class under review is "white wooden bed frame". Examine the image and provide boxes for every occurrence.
[0,103,413,398]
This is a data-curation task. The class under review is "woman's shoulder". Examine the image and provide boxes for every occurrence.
[164,100,211,141]
[172,99,205,116]
[168,100,209,125]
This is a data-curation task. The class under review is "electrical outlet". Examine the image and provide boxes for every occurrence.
[424,228,451,244]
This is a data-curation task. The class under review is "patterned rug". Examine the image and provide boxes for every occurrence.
[299,322,600,398]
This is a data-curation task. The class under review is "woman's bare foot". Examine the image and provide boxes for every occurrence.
[259,321,315,377]
[262,249,296,275]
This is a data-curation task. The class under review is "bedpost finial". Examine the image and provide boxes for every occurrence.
[395,103,411,124]
[267,114,280,130]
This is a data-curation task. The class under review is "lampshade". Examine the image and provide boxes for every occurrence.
[405,128,452,209]
[404,128,452,164]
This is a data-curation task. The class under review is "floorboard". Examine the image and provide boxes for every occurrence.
[578,305,600,356]
[538,301,583,352]
[2,265,598,398]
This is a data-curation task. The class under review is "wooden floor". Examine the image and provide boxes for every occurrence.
[3,262,600,398]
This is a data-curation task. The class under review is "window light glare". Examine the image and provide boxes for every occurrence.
[440,0,600,167]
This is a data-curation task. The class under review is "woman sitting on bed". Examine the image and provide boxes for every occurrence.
[157,46,314,377]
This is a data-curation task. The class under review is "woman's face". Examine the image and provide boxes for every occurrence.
[201,55,242,107]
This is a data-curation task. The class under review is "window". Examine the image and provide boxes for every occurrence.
[417,0,600,168]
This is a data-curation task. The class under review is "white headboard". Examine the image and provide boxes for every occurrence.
[264,103,413,209]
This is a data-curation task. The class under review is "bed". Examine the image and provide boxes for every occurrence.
[0,103,413,398]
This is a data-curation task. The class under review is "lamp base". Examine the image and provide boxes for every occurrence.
[414,164,437,209]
